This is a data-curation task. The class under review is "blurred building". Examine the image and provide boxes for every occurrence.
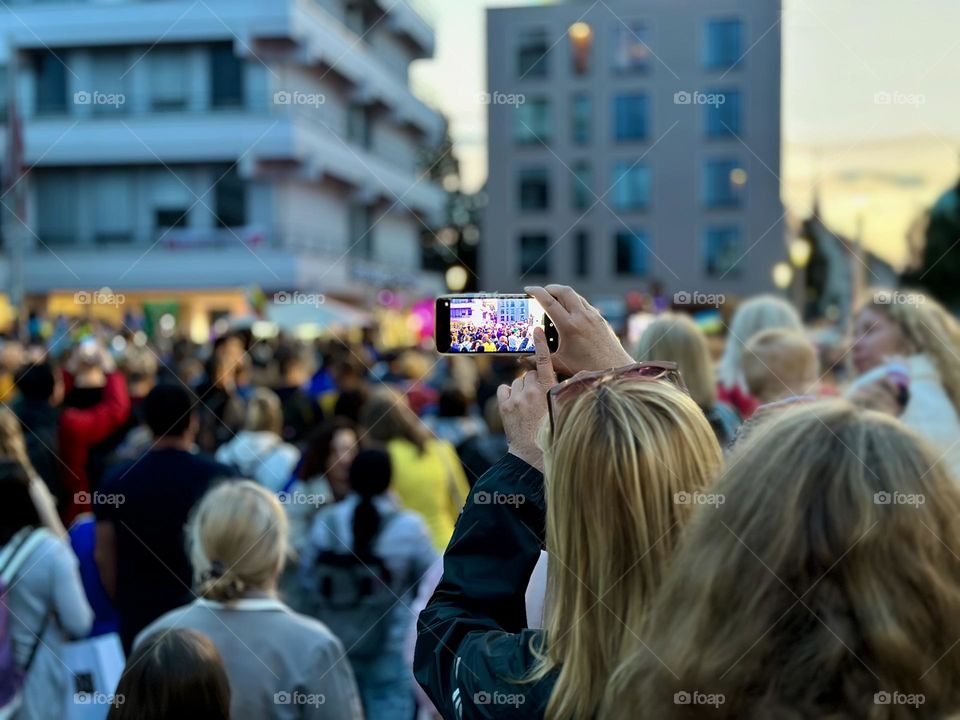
[483,0,785,311]
[0,0,446,334]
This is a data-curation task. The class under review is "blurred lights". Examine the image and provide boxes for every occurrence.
[445,266,469,292]
[569,22,593,42]
[772,262,794,289]
[110,336,127,353]
[789,238,813,268]
[158,313,176,334]
[730,168,748,186]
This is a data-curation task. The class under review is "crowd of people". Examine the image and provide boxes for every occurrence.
[3,282,960,719]
[449,302,538,353]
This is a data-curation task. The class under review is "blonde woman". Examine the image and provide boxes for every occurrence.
[415,286,723,720]
[849,289,960,478]
[716,295,803,417]
[215,387,300,492]
[635,313,742,446]
[136,481,363,720]
[602,400,960,719]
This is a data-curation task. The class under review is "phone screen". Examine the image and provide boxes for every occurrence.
[435,294,558,354]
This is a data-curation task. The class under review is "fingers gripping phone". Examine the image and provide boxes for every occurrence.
[436,293,559,354]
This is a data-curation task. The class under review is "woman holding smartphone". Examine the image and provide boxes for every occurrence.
[414,285,724,720]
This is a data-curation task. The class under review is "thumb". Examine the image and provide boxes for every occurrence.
[533,327,557,390]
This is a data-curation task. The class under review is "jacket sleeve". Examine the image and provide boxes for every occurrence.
[414,453,547,719]
[59,372,131,446]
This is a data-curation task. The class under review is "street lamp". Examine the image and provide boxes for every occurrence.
[445,266,469,292]
[772,262,794,290]
[789,238,812,269]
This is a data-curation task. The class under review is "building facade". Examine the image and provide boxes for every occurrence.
[483,0,785,310]
[0,0,445,319]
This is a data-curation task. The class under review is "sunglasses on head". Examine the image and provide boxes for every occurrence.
[547,361,687,434]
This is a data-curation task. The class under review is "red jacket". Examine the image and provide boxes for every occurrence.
[59,372,131,523]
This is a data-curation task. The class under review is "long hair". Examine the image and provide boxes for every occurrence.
[359,389,430,454]
[716,295,802,391]
[349,448,392,557]
[602,400,960,719]
[0,408,38,479]
[860,289,960,416]
[635,313,718,411]
[528,380,723,720]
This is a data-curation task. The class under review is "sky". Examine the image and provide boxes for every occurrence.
[409,0,960,268]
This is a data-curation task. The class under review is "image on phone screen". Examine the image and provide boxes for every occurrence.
[435,294,557,354]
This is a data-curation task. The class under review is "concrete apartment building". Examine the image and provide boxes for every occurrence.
[483,0,785,310]
[0,0,445,326]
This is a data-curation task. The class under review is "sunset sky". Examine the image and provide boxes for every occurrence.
[410,0,960,268]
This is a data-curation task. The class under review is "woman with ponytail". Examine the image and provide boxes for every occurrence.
[135,481,362,720]
[301,448,437,720]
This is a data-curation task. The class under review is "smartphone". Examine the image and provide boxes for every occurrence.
[435,293,559,354]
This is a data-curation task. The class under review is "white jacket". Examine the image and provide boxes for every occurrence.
[215,430,300,492]
[899,354,960,480]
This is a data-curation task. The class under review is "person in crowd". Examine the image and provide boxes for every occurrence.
[215,388,300,492]
[195,334,247,453]
[716,295,803,418]
[319,357,367,419]
[301,448,437,720]
[415,285,724,720]
[287,418,360,552]
[422,386,488,449]
[601,400,960,719]
[849,289,960,478]
[272,345,322,444]
[58,340,131,522]
[94,384,234,652]
[635,313,742,447]
[12,363,64,507]
[742,327,820,405]
[360,390,469,552]
[1,460,93,720]
[138,481,363,720]
[0,339,24,404]
[109,629,231,720]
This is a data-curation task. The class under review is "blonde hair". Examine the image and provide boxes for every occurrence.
[716,295,802,391]
[860,289,960,415]
[528,380,723,720]
[603,400,960,719]
[0,408,38,478]
[635,313,718,410]
[190,481,288,602]
[244,388,283,435]
[742,328,818,403]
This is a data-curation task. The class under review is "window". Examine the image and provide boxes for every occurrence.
[349,204,374,259]
[705,226,741,277]
[703,159,743,208]
[519,233,549,276]
[517,28,550,78]
[214,166,246,227]
[90,51,128,116]
[568,22,593,75]
[571,161,592,211]
[571,92,591,145]
[210,43,244,108]
[575,231,589,277]
[611,22,650,74]
[150,50,189,111]
[613,94,648,142]
[156,208,188,230]
[704,18,743,70]
[704,89,741,137]
[347,103,373,148]
[34,50,67,115]
[514,98,552,145]
[518,168,550,211]
[615,229,648,276]
[34,171,78,245]
[93,172,134,244]
[610,162,650,211]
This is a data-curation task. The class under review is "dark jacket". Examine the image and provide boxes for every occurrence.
[414,454,556,719]
[13,397,61,502]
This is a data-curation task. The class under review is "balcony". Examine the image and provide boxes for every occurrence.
[371,0,435,57]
